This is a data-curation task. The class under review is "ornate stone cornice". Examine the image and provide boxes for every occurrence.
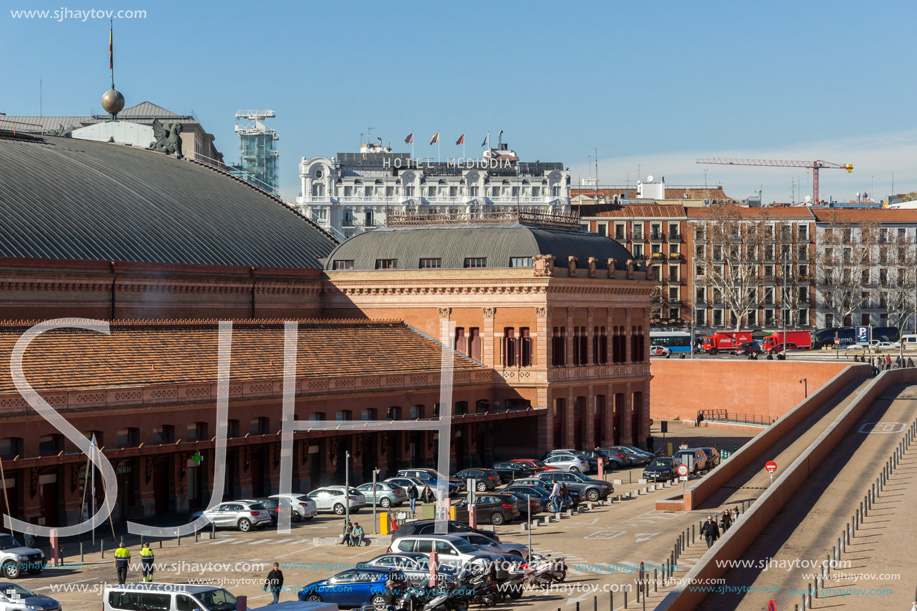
[534,306,549,318]
[330,284,549,297]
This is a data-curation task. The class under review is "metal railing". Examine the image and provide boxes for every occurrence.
[697,409,774,426]
[385,208,580,228]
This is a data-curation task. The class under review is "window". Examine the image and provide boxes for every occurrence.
[332,260,354,271]
[251,417,270,434]
[152,425,174,444]
[633,244,644,258]
[551,327,566,367]
[449,186,458,197]
[503,328,517,367]
[532,186,540,197]
[117,428,139,447]
[386,186,395,197]
[366,186,373,197]
[614,224,625,240]
[312,208,327,221]
[404,186,414,197]
[427,186,436,197]
[419,258,441,269]
[593,326,607,365]
[695,309,706,325]
[520,327,532,367]
[343,210,355,226]
[364,209,374,227]
[375,259,397,269]
[509,257,533,268]
[633,224,644,240]
[409,405,423,419]
[361,408,377,421]
[343,186,353,197]
[227,420,240,438]
[0,438,22,459]
[469,328,482,361]
[799,225,808,241]
[454,327,467,354]
[469,186,478,197]
[464,257,487,268]
[187,422,207,442]
[39,434,62,456]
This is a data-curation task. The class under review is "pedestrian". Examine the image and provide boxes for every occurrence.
[696,412,704,427]
[140,541,155,583]
[646,434,655,454]
[264,562,284,605]
[701,516,720,549]
[407,483,418,515]
[114,538,131,585]
[421,484,434,504]
[886,354,892,369]
[908,357,915,368]
[560,483,570,510]
[549,480,562,513]
[341,520,352,546]
[720,509,732,533]
[732,507,740,524]
[352,522,365,547]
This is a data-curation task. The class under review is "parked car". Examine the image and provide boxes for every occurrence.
[508,458,558,471]
[0,535,45,578]
[501,489,544,515]
[544,449,598,472]
[622,446,655,462]
[385,476,428,498]
[650,345,671,357]
[195,500,271,532]
[356,482,407,508]
[491,461,537,482]
[509,479,582,508]
[579,449,617,470]
[502,485,561,511]
[269,493,318,521]
[615,446,651,466]
[642,457,679,482]
[397,469,464,495]
[389,519,497,543]
[454,468,502,491]
[876,341,899,350]
[252,497,284,526]
[673,448,708,474]
[389,535,495,568]
[698,447,720,468]
[735,340,763,356]
[0,583,59,610]
[535,471,613,502]
[600,446,637,467]
[452,493,521,525]
[541,454,590,473]
[299,568,403,607]
[450,532,529,559]
[307,486,366,514]
[356,553,458,586]
[105,584,238,611]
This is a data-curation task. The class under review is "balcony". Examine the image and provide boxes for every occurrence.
[667,233,682,242]
[649,232,665,242]
[650,253,667,261]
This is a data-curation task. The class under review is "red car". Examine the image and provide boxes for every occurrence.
[509,458,559,471]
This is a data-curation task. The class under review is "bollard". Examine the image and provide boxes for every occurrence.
[826,554,831,578]
[195,530,199,543]
[654,568,658,592]
[159,539,162,549]
[802,594,806,611]
[101,540,104,559]
[808,584,813,607]
[211,521,216,540]
[593,595,597,611]
[692,524,695,544]
[624,591,627,609]
[577,601,581,611]
[80,542,84,564]
[177,531,181,546]
[609,592,613,611]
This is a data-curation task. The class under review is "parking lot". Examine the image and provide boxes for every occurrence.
[13,424,758,611]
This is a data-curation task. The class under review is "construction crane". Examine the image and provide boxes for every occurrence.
[697,158,853,204]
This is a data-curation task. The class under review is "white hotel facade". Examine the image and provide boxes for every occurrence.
[294,143,571,238]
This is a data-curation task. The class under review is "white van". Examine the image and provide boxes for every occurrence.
[104,583,238,611]
[902,335,917,350]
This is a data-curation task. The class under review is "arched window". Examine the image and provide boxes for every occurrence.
[387,406,402,420]
[0,438,22,459]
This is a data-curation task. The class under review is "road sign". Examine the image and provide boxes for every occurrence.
[765,461,777,473]
[676,464,689,477]
[834,338,840,345]
[857,326,870,343]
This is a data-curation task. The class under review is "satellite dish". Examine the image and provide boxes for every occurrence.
[647,175,654,182]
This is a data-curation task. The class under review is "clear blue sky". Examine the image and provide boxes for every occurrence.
[2,0,914,203]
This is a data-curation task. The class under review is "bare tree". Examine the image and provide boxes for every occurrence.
[697,204,770,330]
[881,242,917,330]
[817,216,880,326]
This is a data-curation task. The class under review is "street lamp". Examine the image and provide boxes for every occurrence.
[799,378,808,398]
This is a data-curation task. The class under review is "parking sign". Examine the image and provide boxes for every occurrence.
[857,326,870,343]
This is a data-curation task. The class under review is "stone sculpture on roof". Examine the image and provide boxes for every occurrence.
[149,119,183,158]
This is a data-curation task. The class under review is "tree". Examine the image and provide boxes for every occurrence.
[697,204,770,330]
[816,216,879,327]
[881,242,917,330]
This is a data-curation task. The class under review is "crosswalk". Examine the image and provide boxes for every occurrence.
[205,535,302,546]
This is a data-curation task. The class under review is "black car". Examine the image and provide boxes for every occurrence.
[491,461,537,483]
[390,519,498,543]
[735,341,763,356]
[356,552,459,586]
[642,457,679,482]
[454,468,502,491]
[252,497,283,526]
[452,493,521,525]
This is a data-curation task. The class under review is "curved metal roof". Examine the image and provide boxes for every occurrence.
[324,224,634,271]
[0,135,337,268]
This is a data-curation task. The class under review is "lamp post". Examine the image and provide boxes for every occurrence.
[371,467,381,534]
[344,450,351,527]
[800,378,808,398]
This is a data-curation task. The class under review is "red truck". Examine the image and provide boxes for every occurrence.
[761,330,812,352]
[703,331,755,354]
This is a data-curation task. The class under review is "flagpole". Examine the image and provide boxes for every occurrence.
[110,19,114,89]
[462,137,465,160]
[437,140,440,163]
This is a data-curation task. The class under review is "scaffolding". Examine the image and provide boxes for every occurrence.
[233,110,279,195]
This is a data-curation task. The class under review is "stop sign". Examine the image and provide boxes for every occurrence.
[676,464,689,477]
[765,461,777,473]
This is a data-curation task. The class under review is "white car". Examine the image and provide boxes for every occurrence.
[542,454,589,472]
[389,535,494,568]
[876,341,899,350]
[197,500,271,531]
[449,532,529,559]
[270,493,318,521]
[307,486,366,514]
[650,345,671,356]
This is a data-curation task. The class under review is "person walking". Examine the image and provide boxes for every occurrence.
[140,541,155,583]
[701,516,720,549]
[696,412,704,427]
[341,521,353,546]
[549,480,562,513]
[264,562,284,605]
[421,484,434,504]
[908,357,915,368]
[560,483,571,511]
[732,507,740,524]
[646,434,655,454]
[352,522,365,547]
[886,354,892,369]
[114,539,131,585]
[720,509,732,533]
[407,483,418,515]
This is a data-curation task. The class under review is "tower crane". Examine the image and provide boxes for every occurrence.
[697,158,853,204]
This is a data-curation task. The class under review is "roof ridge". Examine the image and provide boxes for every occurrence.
[0,318,405,329]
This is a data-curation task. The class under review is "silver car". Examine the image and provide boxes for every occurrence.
[307,486,367,514]
[450,532,529,560]
[542,454,589,472]
[269,493,318,521]
[199,500,271,531]
[0,583,60,611]
[357,482,408,508]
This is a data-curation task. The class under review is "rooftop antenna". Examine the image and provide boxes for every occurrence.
[39,62,42,117]
[367,126,375,145]
[593,146,599,194]
[109,19,114,89]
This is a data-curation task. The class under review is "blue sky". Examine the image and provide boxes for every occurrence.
[2,0,914,203]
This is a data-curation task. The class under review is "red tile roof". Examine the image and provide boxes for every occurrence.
[810,209,917,223]
[686,206,815,220]
[588,204,687,219]
[0,319,480,394]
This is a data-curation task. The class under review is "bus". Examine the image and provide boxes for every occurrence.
[650,331,692,353]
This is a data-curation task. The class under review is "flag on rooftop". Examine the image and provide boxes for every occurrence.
[429,132,439,145]
[456,133,465,145]
[405,132,414,144]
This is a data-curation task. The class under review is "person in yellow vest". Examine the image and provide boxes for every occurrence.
[140,542,155,582]
[114,539,131,585]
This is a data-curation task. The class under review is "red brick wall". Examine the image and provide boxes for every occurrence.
[650,359,853,421]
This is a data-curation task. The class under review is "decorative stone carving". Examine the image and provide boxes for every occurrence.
[567,256,578,277]
[645,261,654,280]
[438,307,452,320]
[626,259,635,279]
[607,258,617,279]
[482,307,496,319]
[149,119,184,158]
[533,254,555,277]
[587,257,598,278]
[534,306,549,318]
